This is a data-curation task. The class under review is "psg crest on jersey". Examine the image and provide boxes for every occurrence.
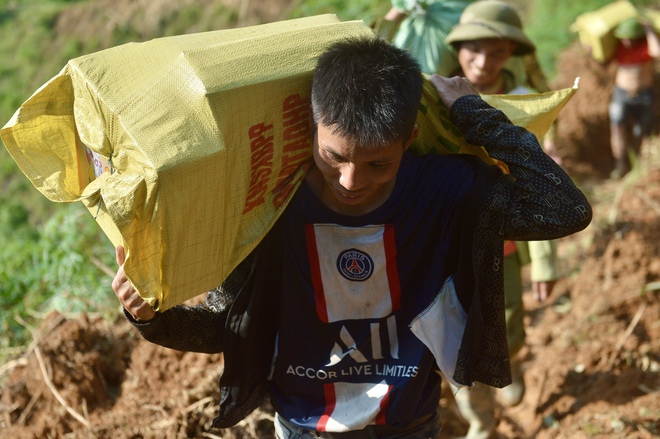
[336,248,374,282]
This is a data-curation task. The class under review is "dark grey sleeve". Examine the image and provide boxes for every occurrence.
[125,253,253,354]
[449,95,592,241]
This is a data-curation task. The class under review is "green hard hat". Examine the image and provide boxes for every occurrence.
[613,18,645,40]
[445,0,535,55]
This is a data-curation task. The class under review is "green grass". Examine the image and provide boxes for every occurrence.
[0,201,117,349]
[289,0,390,24]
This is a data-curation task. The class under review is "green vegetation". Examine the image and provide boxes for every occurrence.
[0,0,656,359]
[289,0,390,25]
[0,202,117,349]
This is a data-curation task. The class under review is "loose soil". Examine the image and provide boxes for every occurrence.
[2,3,660,438]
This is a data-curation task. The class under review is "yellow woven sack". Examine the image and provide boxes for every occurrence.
[415,79,576,174]
[640,8,660,33]
[1,15,576,310]
[570,0,639,63]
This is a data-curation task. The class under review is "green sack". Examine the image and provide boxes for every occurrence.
[391,0,473,76]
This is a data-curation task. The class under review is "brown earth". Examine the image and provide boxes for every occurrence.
[2,3,660,439]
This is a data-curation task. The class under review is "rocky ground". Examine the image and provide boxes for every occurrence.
[1,3,660,438]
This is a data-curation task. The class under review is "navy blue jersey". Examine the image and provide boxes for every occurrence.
[128,95,592,430]
[270,151,481,432]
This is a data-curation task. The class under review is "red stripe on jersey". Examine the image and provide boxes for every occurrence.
[376,385,392,425]
[317,382,337,432]
[384,225,401,312]
[306,224,328,323]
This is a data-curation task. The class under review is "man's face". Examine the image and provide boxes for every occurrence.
[457,39,517,91]
[311,123,414,215]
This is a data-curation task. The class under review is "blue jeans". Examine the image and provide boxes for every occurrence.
[274,412,442,439]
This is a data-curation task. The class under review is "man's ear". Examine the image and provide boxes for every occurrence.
[404,124,419,150]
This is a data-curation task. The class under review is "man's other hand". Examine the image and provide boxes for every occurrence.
[429,74,479,110]
[112,246,156,321]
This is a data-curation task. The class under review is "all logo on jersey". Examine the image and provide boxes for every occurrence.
[337,248,374,281]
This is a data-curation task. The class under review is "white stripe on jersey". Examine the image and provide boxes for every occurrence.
[306,224,401,322]
[318,381,391,431]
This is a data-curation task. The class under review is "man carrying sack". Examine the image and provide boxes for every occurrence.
[112,35,592,437]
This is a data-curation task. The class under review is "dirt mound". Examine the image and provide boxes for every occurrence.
[495,167,660,438]
[0,311,274,438]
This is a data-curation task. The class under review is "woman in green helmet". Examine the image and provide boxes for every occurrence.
[444,2,561,438]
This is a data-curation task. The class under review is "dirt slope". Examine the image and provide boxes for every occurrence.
[1,3,660,439]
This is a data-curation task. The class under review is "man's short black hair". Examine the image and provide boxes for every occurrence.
[311,36,423,148]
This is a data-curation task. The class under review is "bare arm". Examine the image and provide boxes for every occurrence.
[385,6,407,24]
[112,246,156,321]
[645,23,660,58]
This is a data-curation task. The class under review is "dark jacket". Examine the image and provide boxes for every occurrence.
[125,95,592,428]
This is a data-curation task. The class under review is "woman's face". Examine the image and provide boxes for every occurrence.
[458,39,517,92]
